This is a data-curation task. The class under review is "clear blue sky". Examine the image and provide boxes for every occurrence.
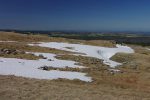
[0,0,150,31]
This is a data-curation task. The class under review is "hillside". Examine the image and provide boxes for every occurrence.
[0,31,150,100]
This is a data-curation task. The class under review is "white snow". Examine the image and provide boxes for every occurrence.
[0,42,134,82]
[30,42,134,67]
[0,52,91,82]
[29,52,84,68]
[145,48,150,51]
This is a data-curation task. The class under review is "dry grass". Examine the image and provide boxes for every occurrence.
[0,31,115,60]
[0,53,41,60]
[0,31,66,42]
[84,40,115,47]
[0,42,73,54]
[129,44,150,54]
[0,32,150,100]
[0,75,150,100]
[0,31,115,47]
[111,46,150,72]
[55,54,105,68]
[109,45,150,93]
[53,53,150,93]
[0,42,74,60]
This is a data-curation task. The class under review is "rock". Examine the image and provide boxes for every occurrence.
[65,66,69,68]
[48,59,53,61]
[109,69,122,75]
[0,48,25,55]
[40,66,49,70]
[39,54,47,59]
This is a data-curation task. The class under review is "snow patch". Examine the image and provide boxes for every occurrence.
[0,52,91,82]
[30,42,134,67]
[30,52,84,68]
[146,48,150,50]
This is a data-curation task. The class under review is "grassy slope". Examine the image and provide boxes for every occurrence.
[0,31,115,46]
[0,31,150,100]
[0,31,115,59]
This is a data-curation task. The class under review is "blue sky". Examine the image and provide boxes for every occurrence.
[0,0,150,31]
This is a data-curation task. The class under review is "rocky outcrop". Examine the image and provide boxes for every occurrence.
[0,48,25,55]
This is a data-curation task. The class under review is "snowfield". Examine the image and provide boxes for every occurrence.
[30,42,134,67]
[0,52,91,82]
[0,42,134,82]
[30,52,84,68]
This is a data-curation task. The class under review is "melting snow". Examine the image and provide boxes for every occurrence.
[0,52,91,82]
[0,42,134,82]
[30,42,134,68]
[30,52,84,68]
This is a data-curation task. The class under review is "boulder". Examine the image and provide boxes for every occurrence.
[0,48,25,55]
[40,66,49,70]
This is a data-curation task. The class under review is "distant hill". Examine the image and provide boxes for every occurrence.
[0,29,150,46]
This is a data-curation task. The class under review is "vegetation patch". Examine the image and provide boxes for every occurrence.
[0,31,115,47]
[0,42,73,55]
[0,48,41,60]
[0,31,150,99]
[111,46,150,72]
[55,54,106,68]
